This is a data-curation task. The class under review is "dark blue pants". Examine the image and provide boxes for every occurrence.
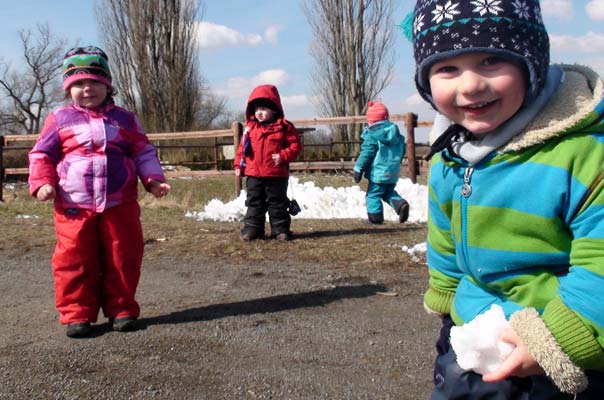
[432,316,604,399]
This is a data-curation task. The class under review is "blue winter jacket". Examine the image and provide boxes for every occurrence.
[426,64,604,392]
[354,120,406,184]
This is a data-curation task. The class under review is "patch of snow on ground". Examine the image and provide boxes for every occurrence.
[185,177,429,259]
[186,176,428,223]
[400,242,428,263]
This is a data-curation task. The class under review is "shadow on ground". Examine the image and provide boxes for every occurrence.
[293,224,424,239]
[139,284,386,327]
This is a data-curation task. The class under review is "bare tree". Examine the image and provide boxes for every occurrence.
[303,0,395,151]
[96,0,219,133]
[0,24,66,134]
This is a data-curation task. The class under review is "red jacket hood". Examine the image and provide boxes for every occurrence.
[246,85,284,122]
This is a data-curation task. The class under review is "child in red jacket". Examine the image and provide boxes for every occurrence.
[234,85,301,241]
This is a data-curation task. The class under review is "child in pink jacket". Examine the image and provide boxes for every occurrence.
[28,46,170,338]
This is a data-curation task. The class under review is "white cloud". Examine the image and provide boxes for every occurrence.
[196,22,280,50]
[550,32,604,53]
[264,25,281,44]
[252,69,290,87]
[586,0,604,20]
[541,0,574,20]
[281,95,311,108]
[216,69,292,99]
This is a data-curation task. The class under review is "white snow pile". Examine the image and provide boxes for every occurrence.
[450,304,515,375]
[185,176,428,223]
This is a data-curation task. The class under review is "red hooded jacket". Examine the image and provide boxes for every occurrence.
[234,85,301,177]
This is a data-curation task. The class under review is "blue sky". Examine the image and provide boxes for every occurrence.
[1,0,604,131]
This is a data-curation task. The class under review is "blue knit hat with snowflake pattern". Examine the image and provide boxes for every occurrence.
[404,0,549,108]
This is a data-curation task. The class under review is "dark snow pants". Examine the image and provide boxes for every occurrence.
[431,316,604,399]
[243,176,290,237]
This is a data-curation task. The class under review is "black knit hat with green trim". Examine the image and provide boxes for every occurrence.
[402,0,549,108]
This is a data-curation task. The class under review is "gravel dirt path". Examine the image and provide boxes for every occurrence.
[0,205,439,399]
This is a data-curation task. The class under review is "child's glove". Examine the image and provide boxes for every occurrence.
[353,170,363,183]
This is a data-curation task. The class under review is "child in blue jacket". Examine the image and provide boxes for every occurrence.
[353,101,409,224]
[405,0,604,398]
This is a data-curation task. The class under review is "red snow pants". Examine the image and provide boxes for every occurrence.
[52,201,143,325]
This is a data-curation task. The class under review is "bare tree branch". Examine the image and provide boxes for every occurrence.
[96,0,224,133]
[303,0,395,150]
[0,24,66,134]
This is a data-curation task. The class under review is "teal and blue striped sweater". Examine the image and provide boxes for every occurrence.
[425,64,604,374]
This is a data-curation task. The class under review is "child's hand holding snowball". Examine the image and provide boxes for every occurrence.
[451,305,543,380]
[482,327,544,381]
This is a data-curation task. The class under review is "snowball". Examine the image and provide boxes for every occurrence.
[450,304,515,374]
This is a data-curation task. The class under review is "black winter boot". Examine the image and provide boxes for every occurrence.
[241,229,264,241]
[66,322,92,338]
[393,199,410,223]
[367,213,384,224]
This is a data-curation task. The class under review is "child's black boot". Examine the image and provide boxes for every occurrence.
[66,322,92,338]
[275,232,292,241]
[112,316,137,332]
[393,199,410,223]
[241,230,264,241]
[367,213,384,224]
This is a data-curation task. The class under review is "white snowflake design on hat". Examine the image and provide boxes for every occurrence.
[533,5,543,24]
[414,13,425,34]
[512,0,530,19]
[470,0,504,16]
[431,1,460,24]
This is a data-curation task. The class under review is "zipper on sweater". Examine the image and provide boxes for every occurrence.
[460,167,474,274]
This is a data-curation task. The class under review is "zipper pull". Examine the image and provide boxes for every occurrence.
[462,167,473,197]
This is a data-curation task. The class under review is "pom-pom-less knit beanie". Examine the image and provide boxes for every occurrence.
[62,46,113,91]
[366,101,389,124]
[405,0,550,108]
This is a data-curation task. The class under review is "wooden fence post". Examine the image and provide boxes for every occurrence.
[213,137,219,170]
[405,112,418,184]
[0,136,4,202]
[232,121,243,196]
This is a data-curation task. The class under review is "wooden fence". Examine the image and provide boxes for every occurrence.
[0,113,432,200]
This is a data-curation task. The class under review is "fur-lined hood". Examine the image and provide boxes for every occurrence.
[504,64,604,152]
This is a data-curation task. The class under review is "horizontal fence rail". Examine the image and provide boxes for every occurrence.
[0,113,432,200]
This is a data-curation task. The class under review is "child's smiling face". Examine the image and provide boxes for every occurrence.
[428,52,527,137]
[69,79,108,109]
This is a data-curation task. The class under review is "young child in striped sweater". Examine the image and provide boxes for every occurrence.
[405,1,604,398]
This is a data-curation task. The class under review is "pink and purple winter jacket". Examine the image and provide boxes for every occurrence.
[28,102,166,212]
